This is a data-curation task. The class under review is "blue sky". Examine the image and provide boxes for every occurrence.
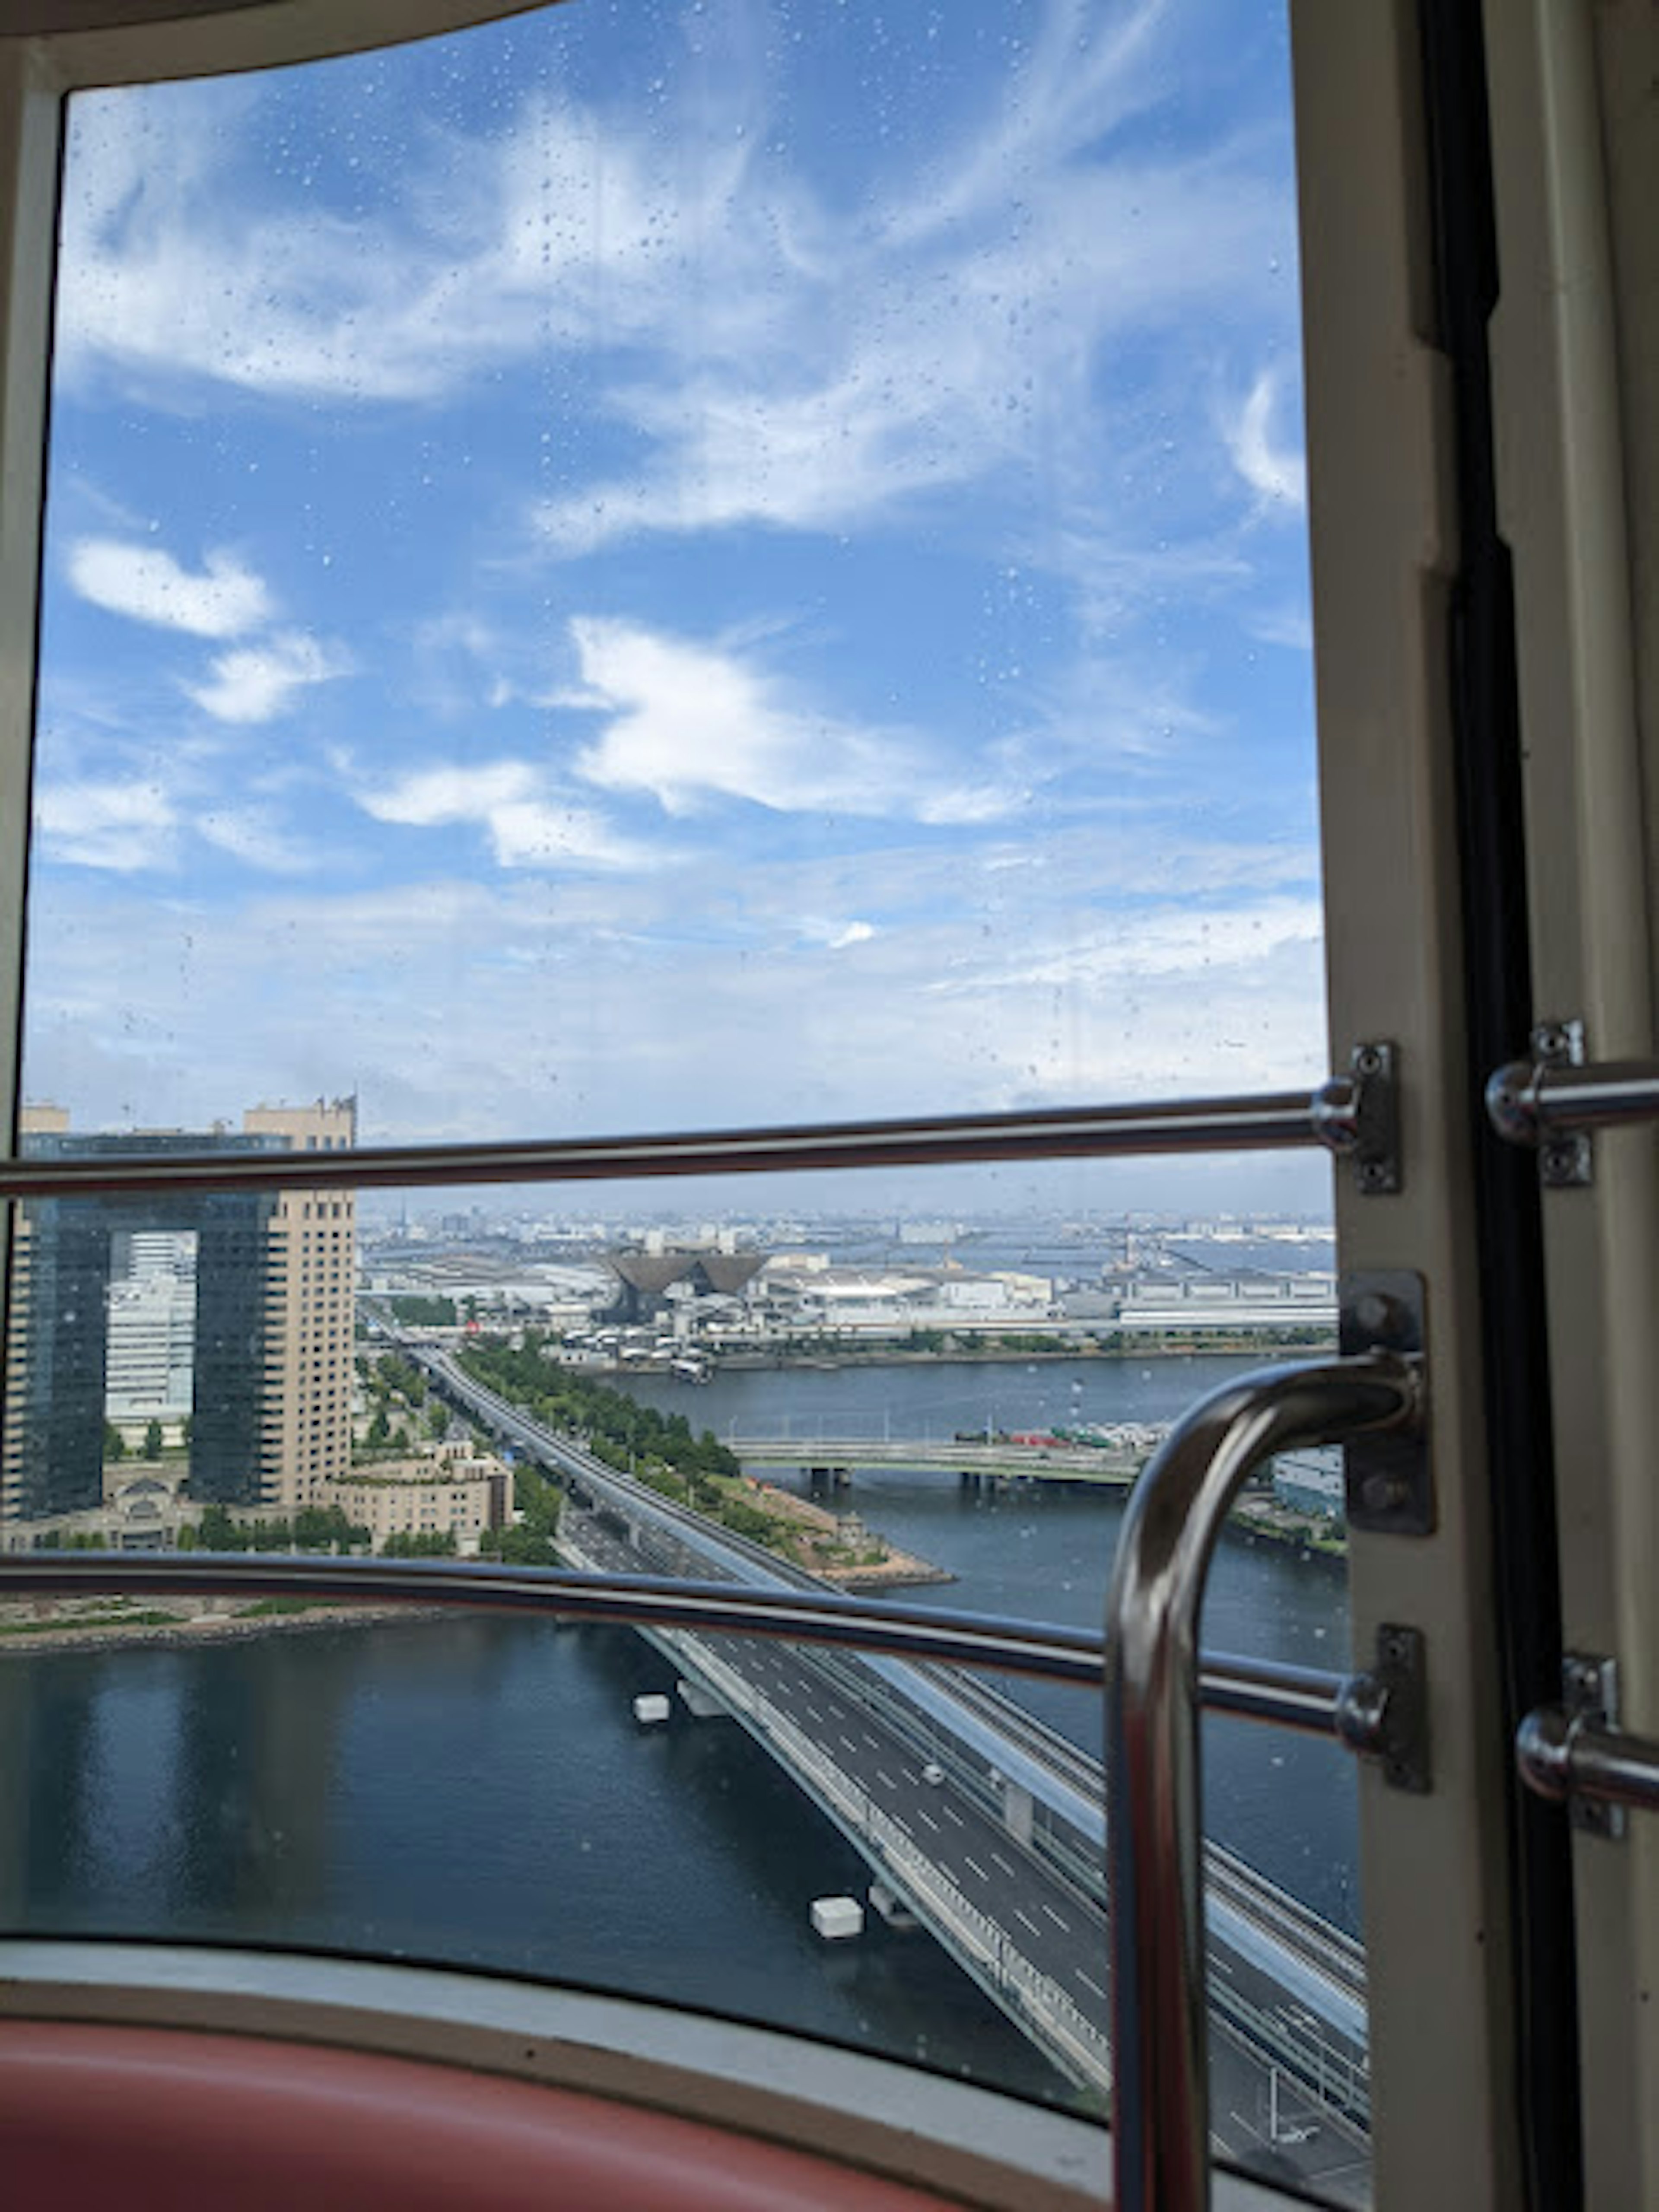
[23,0,1325,1208]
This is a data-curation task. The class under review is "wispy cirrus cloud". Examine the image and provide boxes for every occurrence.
[33,778,177,871]
[185,631,352,725]
[56,8,1299,591]
[1222,367,1307,515]
[67,536,274,637]
[52,67,751,407]
[356,758,657,871]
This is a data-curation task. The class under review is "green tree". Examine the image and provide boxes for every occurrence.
[485,1521,559,1566]
[294,1504,363,1552]
[103,1421,126,1463]
[384,1529,458,1557]
[143,1418,165,1461]
[196,1503,238,1551]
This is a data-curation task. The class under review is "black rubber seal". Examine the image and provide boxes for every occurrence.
[1415,4,1583,2206]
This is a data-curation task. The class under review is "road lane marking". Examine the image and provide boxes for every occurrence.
[1014,1908,1044,1936]
[941,1804,966,1826]
[1074,1969,1107,2000]
[915,1808,941,1832]
[964,1856,991,1881]
[990,1850,1018,1877]
[875,1769,898,1789]
[1041,1904,1068,1929]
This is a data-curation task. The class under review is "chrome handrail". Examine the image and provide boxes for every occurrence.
[0,1555,1382,1745]
[1103,1352,1423,2212]
[1487,1054,1659,1144]
[0,1082,1361,1200]
[1516,1707,1659,1816]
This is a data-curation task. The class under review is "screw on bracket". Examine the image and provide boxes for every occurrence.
[1532,1019,1585,1068]
[1561,1653,1624,1840]
[1340,1272,1433,1535]
[1531,1021,1594,1189]
[1338,1624,1431,1793]
[1316,1040,1401,1195]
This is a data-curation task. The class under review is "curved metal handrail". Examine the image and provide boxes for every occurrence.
[0,1555,1379,1744]
[1103,1351,1423,2212]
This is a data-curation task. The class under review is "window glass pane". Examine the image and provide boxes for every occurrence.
[7,0,1361,2199]
[26,0,1319,1138]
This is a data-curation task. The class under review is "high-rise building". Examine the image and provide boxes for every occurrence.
[243,1099,358,1516]
[0,1099,357,1544]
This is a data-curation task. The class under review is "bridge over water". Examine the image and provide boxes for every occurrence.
[422,1348,1372,2200]
[728,1434,1155,1487]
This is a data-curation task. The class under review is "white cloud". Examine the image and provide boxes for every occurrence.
[533,150,1290,559]
[185,631,352,725]
[66,537,273,638]
[21,860,1327,1153]
[55,26,1299,592]
[34,778,176,870]
[359,759,654,871]
[53,79,746,407]
[1223,369,1307,515]
[798,917,877,951]
[929,896,1324,995]
[569,615,1014,824]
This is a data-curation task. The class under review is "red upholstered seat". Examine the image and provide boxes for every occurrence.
[0,2021,970,2211]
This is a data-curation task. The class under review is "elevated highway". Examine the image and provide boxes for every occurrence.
[728,1433,1154,1487]
[420,1346,1372,2194]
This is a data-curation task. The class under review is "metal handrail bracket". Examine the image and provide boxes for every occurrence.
[1517,1653,1659,1836]
[1517,1710,1659,1824]
[1486,1026,1659,1188]
[1103,1351,1424,2212]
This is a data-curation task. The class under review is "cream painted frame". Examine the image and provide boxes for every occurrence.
[0,3,1602,2205]
[1484,3,1659,2207]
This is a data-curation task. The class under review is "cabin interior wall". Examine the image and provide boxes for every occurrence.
[1292,3,1522,2206]
[1484,3,1659,2206]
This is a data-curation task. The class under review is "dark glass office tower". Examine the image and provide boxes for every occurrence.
[2,1130,283,1525]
